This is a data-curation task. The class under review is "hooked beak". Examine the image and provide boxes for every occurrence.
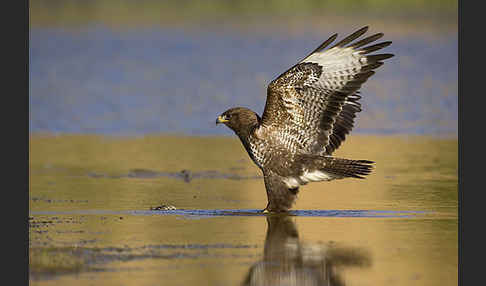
[216,115,229,125]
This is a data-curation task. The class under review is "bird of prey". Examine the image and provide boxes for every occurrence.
[216,26,393,212]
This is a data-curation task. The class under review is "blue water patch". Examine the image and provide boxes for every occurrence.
[30,209,429,218]
[29,26,457,136]
[139,209,428,218]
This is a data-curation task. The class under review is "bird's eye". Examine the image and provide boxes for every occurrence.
[225,114,231,119]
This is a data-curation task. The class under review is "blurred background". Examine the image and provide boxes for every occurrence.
[29,0,458,136]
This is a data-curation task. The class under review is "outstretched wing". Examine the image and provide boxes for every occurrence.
[259,26,393,155]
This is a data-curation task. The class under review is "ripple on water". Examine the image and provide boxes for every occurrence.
[30,209,429,219]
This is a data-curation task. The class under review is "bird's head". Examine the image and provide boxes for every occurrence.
[216,107,260,135]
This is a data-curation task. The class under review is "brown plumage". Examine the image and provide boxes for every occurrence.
[216,26,394,212]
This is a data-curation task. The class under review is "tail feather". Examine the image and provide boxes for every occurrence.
[293,155,374,186]
[322,158,374,179]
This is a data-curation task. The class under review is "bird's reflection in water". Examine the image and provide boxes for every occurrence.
[242,215,371,286]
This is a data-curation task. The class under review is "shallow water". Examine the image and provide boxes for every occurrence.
[29,134,457,286]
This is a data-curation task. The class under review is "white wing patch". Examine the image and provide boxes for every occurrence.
[302,47,367,93]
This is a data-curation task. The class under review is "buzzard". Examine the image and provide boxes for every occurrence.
[216,26,393,212]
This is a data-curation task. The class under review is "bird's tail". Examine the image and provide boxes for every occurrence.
[287,156,374,187]
[321,157,374,179]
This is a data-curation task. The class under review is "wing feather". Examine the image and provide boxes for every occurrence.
[326,92,362,154]
[329,26,369,48]
[260,27,393,155]
[360,41,392,54]
[349,33,384,49]
[304,33,338,58]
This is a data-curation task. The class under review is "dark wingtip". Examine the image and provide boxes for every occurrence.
[367,54,395,62]
[357,160,374,164]
[358,26,370,34]
[332,26,370,48]
[361,41,393,54]
[308,33,338,56]
[350,32,385,49]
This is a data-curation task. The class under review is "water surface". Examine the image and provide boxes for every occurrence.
[29,134,457,286]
